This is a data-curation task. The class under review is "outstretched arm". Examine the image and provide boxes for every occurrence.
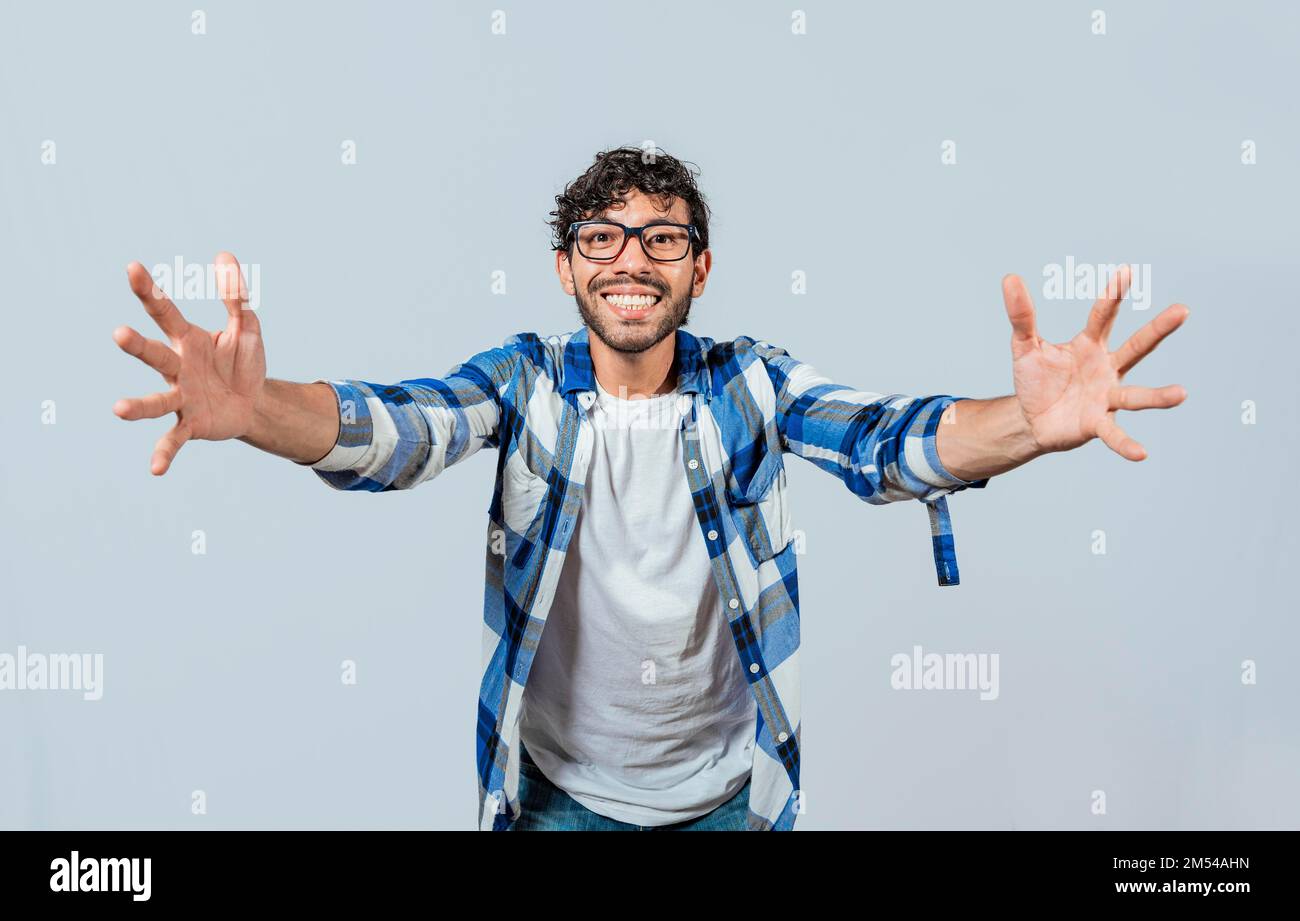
[113,252,504,482]
[934,266,1189,482]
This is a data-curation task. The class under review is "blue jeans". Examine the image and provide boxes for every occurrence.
[509,741,752,831]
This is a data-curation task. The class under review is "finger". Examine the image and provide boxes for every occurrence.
[112,325,181,378]
[1083,264,1132,344]
[214,251,261,342]
[1108,383,1188,412]
[214,251,249,317]
[1002,274,1039,358]
[150,419,192,476]
[126,261,190,340]
[1112,303,1190,376]
[1096,414,1147,461]
[113,388,183,421]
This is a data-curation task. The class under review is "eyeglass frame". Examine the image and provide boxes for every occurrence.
[564,220,703,263]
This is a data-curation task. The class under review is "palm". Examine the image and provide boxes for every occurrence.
[170,311,264,441]
[113,252,267,474]
[1002,268,1189,461]
[1013,331,1116,452]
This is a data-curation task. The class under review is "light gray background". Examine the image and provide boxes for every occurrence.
[1,0,1296,830]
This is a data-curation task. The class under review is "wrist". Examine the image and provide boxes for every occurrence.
[239,382,273,447]
[1007,399,1045,465]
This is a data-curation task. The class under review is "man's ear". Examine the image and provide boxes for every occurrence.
[691,248,712,298]
[556,249,576,295]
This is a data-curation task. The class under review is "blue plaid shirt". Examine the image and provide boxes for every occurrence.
[308,326,988,830]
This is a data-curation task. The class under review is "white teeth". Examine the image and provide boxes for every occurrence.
[603,293,659,310]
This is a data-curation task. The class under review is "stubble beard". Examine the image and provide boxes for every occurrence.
[576,283,692,355]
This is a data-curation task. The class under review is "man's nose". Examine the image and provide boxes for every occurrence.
[612,229,653,271]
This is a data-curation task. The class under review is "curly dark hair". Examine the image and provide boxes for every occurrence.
[548,146,711,258]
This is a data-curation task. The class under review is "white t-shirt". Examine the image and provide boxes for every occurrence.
[518,376,756,826]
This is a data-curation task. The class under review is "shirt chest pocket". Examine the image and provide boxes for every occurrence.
[725,448,795,567]
[500,452,550,537]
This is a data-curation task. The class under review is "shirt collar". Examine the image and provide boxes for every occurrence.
[560,325,711,400]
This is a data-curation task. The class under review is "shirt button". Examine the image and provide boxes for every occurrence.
[777,731,788,743]
[749,663,759,674]
[707,529,718,541]
[728,598,739,610]
[688,459,699,470]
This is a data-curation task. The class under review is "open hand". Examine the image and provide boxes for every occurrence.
[1002,265,1188,461]
[112,252,266,474]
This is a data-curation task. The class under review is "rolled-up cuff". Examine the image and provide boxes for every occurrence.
[304,380,375,472]
[901,396,990,496]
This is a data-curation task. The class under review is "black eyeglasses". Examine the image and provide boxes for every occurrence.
[566,220,701,263]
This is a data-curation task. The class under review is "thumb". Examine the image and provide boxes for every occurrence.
[214,251,260,336]
[1002,273,1039,358]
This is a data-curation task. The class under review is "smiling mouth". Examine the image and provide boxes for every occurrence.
[601,292,662,316]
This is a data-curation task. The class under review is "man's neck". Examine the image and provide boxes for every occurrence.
[588,327,678,398]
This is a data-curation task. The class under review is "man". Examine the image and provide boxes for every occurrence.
[112,147,1188,831]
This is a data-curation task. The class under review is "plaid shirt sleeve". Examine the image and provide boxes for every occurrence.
[306,345,516,492]
[747,338,988,585]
